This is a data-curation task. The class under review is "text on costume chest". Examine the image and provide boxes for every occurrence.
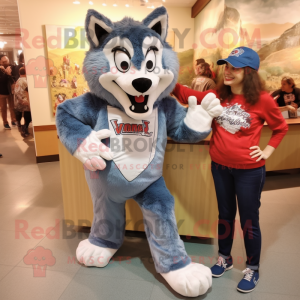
[110,120,153,137]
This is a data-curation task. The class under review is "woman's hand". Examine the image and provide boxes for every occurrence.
[290,102,298,109]
[286,105,296,112]
[250,145,275,162]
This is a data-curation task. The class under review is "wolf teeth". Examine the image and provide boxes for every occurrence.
[131,105,135,110]
[144,105,148,110]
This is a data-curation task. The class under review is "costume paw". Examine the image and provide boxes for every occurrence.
[201,93,223,118]
[184,94,222,132]
[73,129,113,171]
[76,239,118,267]
[161,263,212,297]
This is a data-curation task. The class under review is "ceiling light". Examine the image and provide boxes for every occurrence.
[73,1,80,4]
[113,3,117,6]
[125,4,129,7]
[102,3,107,6]
[89,1,93,4]
[0,42,4,48]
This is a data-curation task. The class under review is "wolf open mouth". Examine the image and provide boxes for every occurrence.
[113,80,149,114]
[127,94,149,113]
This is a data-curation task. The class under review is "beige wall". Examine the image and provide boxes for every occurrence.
[18,0,194,131]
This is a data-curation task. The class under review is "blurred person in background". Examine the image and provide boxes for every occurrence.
[14,67,31,137]
[0,55,16,129]
[13,52,25,81]
[191,62,216,92]
[195,58,216,79]
[271,76,300,109]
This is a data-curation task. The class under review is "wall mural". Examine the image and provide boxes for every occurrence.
[191,0,300,92]
[45,25,91,116]
[193,0,226,82]
[225,0,300,91]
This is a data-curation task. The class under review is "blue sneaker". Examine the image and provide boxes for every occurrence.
[237,268,259,293]
[211,256,233,277]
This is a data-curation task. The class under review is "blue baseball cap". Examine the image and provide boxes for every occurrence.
[217,47,260,71]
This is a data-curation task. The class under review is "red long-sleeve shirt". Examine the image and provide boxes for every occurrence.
[173,83,288,169]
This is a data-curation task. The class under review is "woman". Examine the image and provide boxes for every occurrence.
[271,76,300,117]
[191,62,216,92]
[14,67,31,137]
[173,47,288,293]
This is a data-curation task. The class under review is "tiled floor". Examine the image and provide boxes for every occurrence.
[0,123,300,300]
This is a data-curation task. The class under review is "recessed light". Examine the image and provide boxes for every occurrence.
[89,1,93,4]
[102,3,107,6]
[73,1,80,4]
[113,3,117,6]
[125,4,129,7]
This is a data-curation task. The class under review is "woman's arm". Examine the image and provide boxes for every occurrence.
[250,94,288,161]
[270,89,281,98]
[294,87,300,108]
[278,105,296,113]
[172,83,216,105]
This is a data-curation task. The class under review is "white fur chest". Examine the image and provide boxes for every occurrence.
[107,106,158,182]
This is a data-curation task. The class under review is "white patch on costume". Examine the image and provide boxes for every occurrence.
[99,36,174,120]
[107,106,158,182]
[215,103,251,134]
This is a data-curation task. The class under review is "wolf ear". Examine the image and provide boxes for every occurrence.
[142,7,168,41]
[85,9,113,48]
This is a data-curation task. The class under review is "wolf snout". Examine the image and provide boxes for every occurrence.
[132,78,152,94]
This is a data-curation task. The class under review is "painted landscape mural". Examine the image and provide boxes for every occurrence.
[192,0,300,91]
[226,0,300,91]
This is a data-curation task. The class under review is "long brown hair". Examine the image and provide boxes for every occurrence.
[282,76,296,88]
[198,63,213,79]
[216,66,265,105]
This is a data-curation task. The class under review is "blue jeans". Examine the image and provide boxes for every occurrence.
[211,161,266,270]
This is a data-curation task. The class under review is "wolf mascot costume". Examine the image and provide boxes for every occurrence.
[56,7,222,297]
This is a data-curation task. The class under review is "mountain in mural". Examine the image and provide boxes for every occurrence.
[242,23,294,40]
[257,22,300,61]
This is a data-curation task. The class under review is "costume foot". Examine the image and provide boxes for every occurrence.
[161,263,212,297]
[76,239,118,267]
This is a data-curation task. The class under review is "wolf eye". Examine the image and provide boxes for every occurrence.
[114,51,131,73]
[145,50,156,72]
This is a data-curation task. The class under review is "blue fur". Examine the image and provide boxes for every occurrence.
[134,177,191,273]
[85,9,114,48]
[142,6,169,42]
[83,7,178,110]
[56,93,106,154]
[56,7,210,274]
